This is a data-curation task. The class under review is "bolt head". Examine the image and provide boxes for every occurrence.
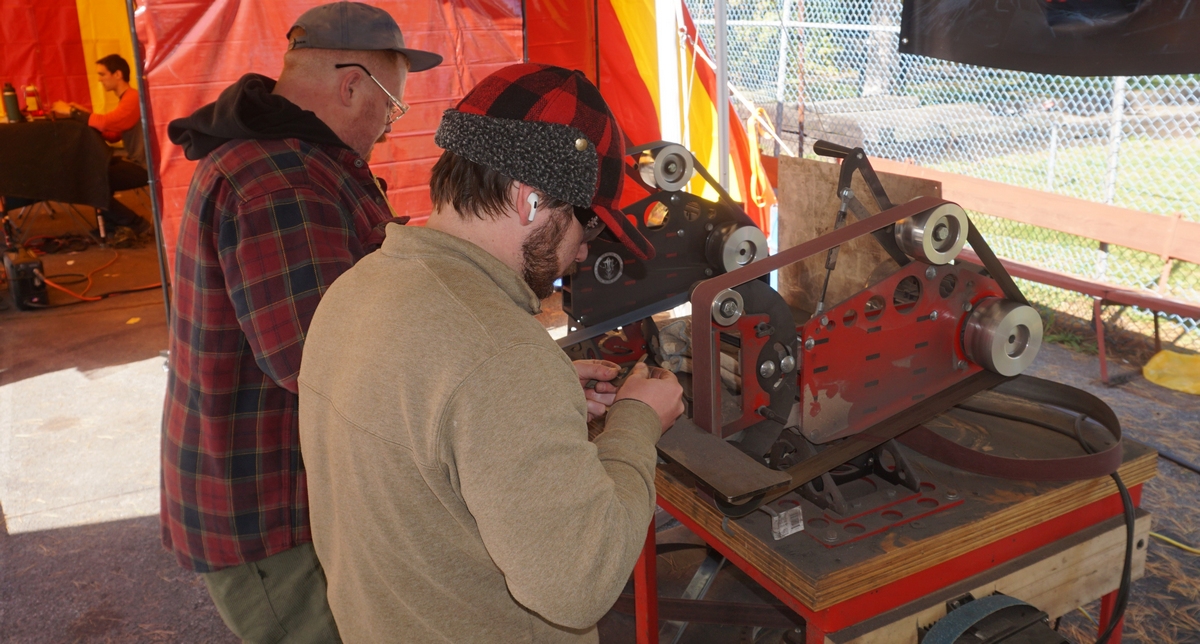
[759,361,777,378]
[956,360,968,370]
[705,223,714,231]
[804,338,815,351]
[677,229,685,237]
[704,268,713,276]
[963,302,973,312]
[823,529,839,542]
[929,310,939,321]
[721,300,738,316]
[819,315,830,326]
[780,355,796,373]
[925,266,937,280]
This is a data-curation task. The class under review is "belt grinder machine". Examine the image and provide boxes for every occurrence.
[560,140,1125,530]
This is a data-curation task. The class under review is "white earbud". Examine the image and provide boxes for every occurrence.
[526,193,539,223]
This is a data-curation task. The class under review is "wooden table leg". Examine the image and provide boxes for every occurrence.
[634,522,659,644]
[1098,589,1123,644]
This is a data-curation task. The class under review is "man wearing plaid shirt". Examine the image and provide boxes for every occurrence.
[160,4,441,642]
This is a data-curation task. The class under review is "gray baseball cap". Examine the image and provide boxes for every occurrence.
[287,2,443,72]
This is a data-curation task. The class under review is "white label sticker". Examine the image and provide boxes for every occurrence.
[772,506,805,540]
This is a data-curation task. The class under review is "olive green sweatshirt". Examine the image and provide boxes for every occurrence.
[298,224,662,643]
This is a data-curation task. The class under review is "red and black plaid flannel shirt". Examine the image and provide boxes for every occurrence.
[162,137,400,572]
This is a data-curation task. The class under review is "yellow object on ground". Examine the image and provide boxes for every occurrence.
[1143,350,1200,395]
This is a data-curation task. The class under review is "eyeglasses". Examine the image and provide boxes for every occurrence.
[334,63,409,125]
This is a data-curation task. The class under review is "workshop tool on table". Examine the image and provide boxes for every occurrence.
[559,140,1124,525]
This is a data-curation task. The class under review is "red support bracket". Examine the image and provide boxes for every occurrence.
[1098,588,1124,644]
[634,522,659,644]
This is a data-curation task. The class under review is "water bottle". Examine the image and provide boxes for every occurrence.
[23,85,40,112]
[2,83,21,123]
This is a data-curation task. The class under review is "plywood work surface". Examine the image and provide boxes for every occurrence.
[652,433,1156,612]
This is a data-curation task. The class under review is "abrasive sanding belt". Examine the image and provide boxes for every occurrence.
[759,223,1124,509]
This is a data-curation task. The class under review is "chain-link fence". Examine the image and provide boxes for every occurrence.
[686,0,1200,364]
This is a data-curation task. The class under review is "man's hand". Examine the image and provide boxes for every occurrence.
[51,100,71,117]
[614,362,685,433]
[574,359,619,422]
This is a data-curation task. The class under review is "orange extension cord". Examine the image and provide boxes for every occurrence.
[34,249,161,302]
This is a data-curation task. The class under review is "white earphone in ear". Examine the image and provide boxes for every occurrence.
[526,193,539,223]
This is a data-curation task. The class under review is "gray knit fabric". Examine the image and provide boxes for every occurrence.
[434,110,599,208]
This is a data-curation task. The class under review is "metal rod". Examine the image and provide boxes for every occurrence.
[1045,120,1059,192]
[771,0,792,157]
[695,18,900,32]
[124,0,172,327]
[715,0,730,190]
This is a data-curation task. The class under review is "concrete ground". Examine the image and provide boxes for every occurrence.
[2,206,1196,642]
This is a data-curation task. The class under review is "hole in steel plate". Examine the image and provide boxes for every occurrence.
[917,498,939,508]
[644,201,669,229]
[879,449,897,472]
[864,295,886,321]
[920,482,936,491]
[882,510,903,521]
[939,273,958,298]
[808,518,829,529]
[844,523,866,535]
[1137,539,1145,550]
[843,309,858,327]
[892,276,922,314]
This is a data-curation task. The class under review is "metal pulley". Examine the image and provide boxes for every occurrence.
[711,288,744,326]
[962,298,1044,376]
[648,144,695,192]
[895,202,969,265]
[706,223,769,273]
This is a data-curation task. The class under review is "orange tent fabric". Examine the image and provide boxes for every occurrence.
[135,0,524,271]
[0,0,93,112]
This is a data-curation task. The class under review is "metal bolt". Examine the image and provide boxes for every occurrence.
[839,187,852,199]
[670,193,681,203]
[956,360,968,370]
[780,355,796,373]
[929,310,939,321]
[823,529,839,543]
[925,266,937,280]
[932,223,949,243]
[704,268,713,276]
[677,229,685,237]
[804,338,815,351]
[705,223,714,231]
[760,361,777,378]
[886,488,897,498]
[721,299,739,317]
[962,302,973,312]
[901,37,909,44]
[945,488,960,500]
[819,315,830,327]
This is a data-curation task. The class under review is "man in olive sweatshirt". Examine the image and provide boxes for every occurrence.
[298,63,685,642]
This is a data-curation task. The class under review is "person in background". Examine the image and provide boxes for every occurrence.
[160,2,441,642]
[51,54,151,237]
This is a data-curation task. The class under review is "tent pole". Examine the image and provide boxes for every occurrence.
[124,0,172,328]
[715,0,729,190]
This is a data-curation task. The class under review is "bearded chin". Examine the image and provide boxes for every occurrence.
[521,211,572,300]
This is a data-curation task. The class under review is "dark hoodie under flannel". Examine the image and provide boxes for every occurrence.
[162,73,405,572]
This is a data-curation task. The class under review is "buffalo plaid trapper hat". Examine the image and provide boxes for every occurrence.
[435,63,654,260]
